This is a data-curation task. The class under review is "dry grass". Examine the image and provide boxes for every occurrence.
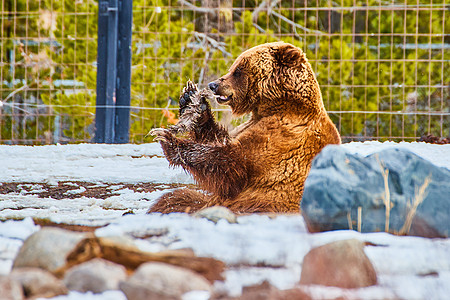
[357,206,362,233]
[346,158,431,236]
[376,155,391,233]
[346,207,362,232]
[399,174,432,235]
[347,211,353,230]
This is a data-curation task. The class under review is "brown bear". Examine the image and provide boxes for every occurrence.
[149,42,341,214]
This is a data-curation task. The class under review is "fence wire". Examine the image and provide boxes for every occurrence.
[0,0,449,144]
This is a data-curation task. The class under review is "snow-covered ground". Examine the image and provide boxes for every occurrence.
[0,143,193,185]
[1,141,450,299]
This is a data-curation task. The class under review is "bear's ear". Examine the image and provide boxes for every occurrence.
[273,43,305,66]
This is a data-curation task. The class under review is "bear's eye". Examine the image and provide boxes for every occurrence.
[233,67,242,78]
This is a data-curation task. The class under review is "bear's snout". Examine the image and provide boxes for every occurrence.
[208,79,235,105]
[208,81,219,93]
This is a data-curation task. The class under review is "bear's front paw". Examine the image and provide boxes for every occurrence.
[169,81,214,135]
[149,128,174,144]
[179,80,198,116]
[150,128,184,165]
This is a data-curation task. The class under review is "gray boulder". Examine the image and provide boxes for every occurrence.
[301,146,450,238]
[119,262,211,300]
[13,227,90,273]
[9,267,68,298]
[0,276,23,300]
[63,258,127,293]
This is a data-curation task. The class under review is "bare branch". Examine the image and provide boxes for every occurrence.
[177,0,215,14]
[198,49,210,86]
[252,23,266,33]
[1,84,29,104]
[193,32,231,57]
[1,102,31,115]
[252,0,281,23]
[270,10,324,35]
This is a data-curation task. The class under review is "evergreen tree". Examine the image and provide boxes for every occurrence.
[0,0,447,144]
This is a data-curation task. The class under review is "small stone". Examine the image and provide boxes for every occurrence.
[119,262,211,300]
[63,258,127,293]
[0,275,23,300]
[300,239,377,288]
[194,206,237,224]
[13,227,90,273]
[210,281,311,300]
[240,281,311,300]
[10,267,68,298]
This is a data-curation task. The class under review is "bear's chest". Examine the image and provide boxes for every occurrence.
[237,122,319,179]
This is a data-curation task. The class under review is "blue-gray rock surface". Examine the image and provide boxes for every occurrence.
[301,145,450,238]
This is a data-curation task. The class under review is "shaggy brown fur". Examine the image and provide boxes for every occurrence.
[149,42,341,214]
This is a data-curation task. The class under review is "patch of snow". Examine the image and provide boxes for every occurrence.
[217,266,301,296]
[182,290,211,300]
[303,284,397,300]
[341,141,450,170]
[49,290,126,300]
[107,185,124,191]
[18,184,46,194]
[0,142,449,299]
[96,214,312,266]
[0,217,40,240]
[0,259,14,276]
[0,218,40,275]
[0,143,193,184]
[379,272,450,300]
[0,190,170,226]
[94,213,450,298]
[65,186,86,195]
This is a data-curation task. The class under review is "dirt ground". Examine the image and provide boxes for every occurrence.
[0,181,198,231]
[0,181,194,200]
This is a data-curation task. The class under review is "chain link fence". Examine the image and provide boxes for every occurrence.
[1,0,449,144]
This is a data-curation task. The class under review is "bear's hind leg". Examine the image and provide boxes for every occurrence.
[147,188,208,214]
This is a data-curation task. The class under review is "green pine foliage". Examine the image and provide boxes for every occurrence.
[40,0,98,142]
[0,0,448,144]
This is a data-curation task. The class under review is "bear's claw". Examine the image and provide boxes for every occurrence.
[179,80,199,116]
[149,128,173,143]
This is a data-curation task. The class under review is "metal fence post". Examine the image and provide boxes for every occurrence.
[115,0,133,143]
[94,1,108,143]
[95,0,131,143]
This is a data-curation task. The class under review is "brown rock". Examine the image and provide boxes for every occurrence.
[0,275,23,300]
[63,258,127,293]
[12,227,90,274]
[300,239,377,288]
[211,281,311,300]
[119,262,211,300]
[238,281,311,300]
[9,268,68,299]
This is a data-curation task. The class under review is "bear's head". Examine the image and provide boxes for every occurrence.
[208,42,323,117]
